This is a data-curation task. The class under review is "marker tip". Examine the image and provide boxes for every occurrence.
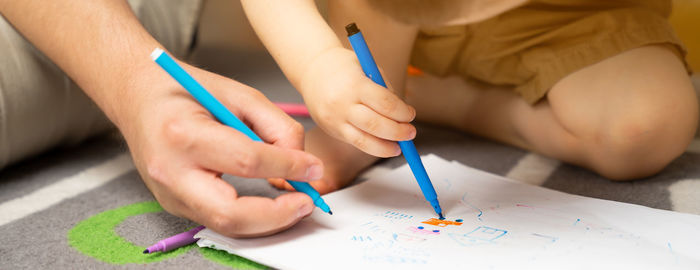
[328,211,333,215]
[438,213,445,220]
[143,249,149,254]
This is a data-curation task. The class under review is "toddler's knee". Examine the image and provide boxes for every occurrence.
[588,109,696,180]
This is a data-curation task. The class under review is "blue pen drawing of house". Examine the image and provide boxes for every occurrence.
[449,226,507,246]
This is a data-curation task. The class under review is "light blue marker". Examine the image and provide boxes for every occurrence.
[345,23,443,218]
[151,48,332,215]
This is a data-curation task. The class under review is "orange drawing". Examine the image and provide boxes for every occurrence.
[421,218,463,227]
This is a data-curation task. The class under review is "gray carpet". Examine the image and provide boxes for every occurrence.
[1,47,699,269]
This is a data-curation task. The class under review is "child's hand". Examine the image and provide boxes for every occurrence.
[299,47,417,157]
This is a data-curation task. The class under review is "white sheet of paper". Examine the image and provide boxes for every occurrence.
[196,155,700,269]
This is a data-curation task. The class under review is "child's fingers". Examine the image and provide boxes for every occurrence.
[348,104,416,141]
[359,83,416,123]
[340,123,401,157]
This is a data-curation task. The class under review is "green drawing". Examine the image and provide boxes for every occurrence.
[68,201,193,264]
[68,201,267,269]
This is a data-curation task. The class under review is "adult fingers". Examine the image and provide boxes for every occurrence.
[358,81,416,123]
[307,180,338,195]
[267,177,338,195]
[164,116,323,181]
[267,177,294,190]
[216,81,306,151]
[218,193,314,237]
[347,104,416,141]
[168,170,314,238]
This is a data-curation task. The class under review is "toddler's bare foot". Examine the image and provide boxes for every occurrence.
[268,127,380,194]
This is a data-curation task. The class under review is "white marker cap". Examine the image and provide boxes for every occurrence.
[150,48,165,61]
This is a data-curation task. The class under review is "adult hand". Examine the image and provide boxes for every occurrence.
[119,62,324,238]
[1,0,322,238]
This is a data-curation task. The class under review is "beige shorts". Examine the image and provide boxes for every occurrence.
[410,0,689,104]
[0,0,202,168]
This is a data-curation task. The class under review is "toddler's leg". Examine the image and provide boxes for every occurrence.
[408,45,697,180]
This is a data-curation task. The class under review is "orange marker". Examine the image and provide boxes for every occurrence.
[407,65,424,76]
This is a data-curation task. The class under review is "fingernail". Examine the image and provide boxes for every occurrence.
[395,146,402,156]
[297,203,313,218]
[409,129,417,139]
[305,164,323,180]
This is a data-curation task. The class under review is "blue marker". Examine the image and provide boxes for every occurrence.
[345,23,443,219]
[151,48,332,215]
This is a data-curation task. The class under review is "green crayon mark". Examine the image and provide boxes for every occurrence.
[68,200,266,268]
[67,201,193,264]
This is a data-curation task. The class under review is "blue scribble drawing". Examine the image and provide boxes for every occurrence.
[531,233,558,243]
[442,178,452,190]
[354,236,396,253]
[460,192,483,221]
[668,242,678,264]
[449,226,507,246]
[351,235,373,242]
[379,210,414,221]
[361,221,389,235]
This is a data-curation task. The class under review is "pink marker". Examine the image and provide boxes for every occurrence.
[143,225,205,254]
[274,102,310,117]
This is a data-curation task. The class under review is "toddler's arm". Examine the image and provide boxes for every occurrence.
[242,0,417,157]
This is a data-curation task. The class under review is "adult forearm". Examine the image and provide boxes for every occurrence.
[240,0,343,91]
[0,0,161,124]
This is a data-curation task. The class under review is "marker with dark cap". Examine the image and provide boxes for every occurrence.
[345,22,444,219]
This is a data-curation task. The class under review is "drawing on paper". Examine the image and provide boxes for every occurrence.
[194,155,700,269]
[351,235,373,242]
[408,226,440,235]
[421,218,463,227]
[460,193,484,221]
[531,233,558,243]
[392,233,426,243]
[379,210,414,221]
[449,226,507,246]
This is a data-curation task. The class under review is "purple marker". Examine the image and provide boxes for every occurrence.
[143,225,205,254]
